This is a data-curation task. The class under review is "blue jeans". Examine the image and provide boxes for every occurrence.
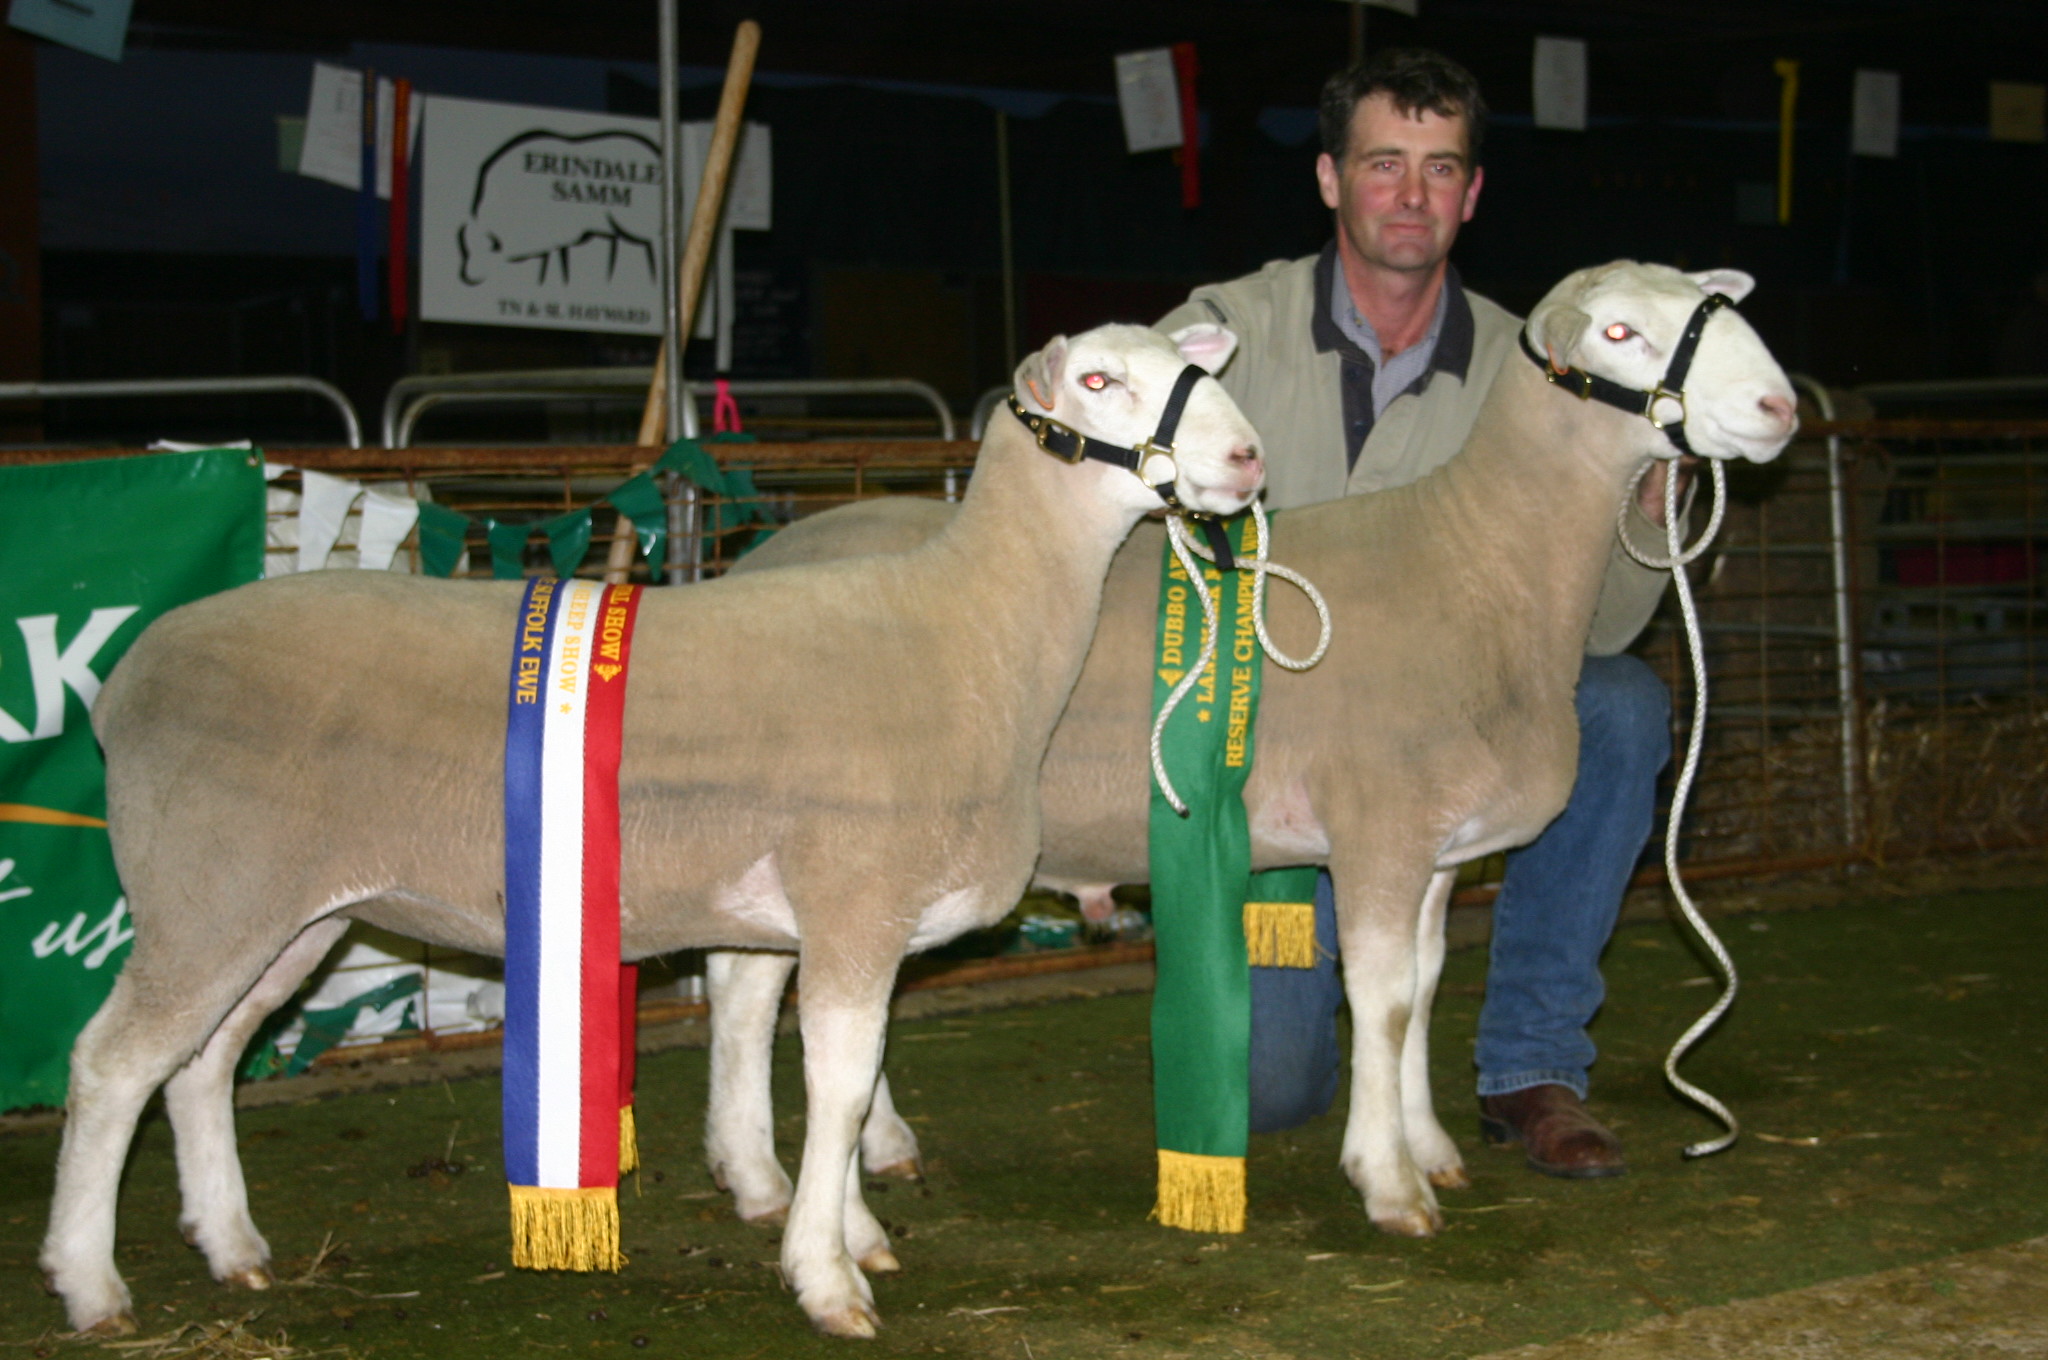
[1247,653,1671,1133]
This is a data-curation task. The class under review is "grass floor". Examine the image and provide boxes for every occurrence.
[5,874,2047,1359]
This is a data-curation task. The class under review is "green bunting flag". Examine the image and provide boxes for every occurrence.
[415,435,778,581]
[1146,513,1318,1233]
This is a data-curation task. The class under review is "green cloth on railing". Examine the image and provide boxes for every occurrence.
[239,971,425,1080]
[413,434,779,580]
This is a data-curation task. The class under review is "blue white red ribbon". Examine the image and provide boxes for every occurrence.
[502,577,642,1270]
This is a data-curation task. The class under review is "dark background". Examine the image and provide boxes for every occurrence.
[4,1,2047,444]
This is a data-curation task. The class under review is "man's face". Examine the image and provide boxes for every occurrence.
[1315,92,1483,276]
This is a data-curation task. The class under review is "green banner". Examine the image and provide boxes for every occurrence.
[0,449,265,1112]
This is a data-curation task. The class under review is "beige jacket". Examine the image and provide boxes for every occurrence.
[1158,247,1675,655]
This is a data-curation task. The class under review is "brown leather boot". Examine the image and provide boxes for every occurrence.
[1479,1084,1626,1179]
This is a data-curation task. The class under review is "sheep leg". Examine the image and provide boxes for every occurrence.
[861,1071,923,1180]
[164,916,352,1287]
[782,946,899,1338]
[704,949,797,1223]
[1402,870,1467,1191]
[42,910,314,1334]
[39,975,160,1334]
[1331,855,1442,1238]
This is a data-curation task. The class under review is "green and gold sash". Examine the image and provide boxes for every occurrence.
[1147,513,1318,1233]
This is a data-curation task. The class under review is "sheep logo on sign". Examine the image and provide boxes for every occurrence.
[457,130,662,288]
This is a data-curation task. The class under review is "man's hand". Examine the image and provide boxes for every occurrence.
[1636,455,1701,527]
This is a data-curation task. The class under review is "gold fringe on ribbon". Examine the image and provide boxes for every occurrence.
[1243,899,1318,969]
[617,1104,639,1175]
[1151,1149,1247,1234]
[508,1185,625,1272]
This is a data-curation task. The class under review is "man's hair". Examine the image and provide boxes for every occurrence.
[1318,48,1487,164]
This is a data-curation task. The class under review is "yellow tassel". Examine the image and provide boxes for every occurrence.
[508,1185,626,1272]
[1243,899,1318,969]
[1151,1150,1246,1234]
[617,1105,639,1175]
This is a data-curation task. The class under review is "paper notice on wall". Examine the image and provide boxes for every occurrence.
[1990,82,2047,144]
[7,0,133,62]
[1533,37,1588,132]
[1334,0,1419,15]
[681,121,773,231]
[1115,49,1183,154]
[298,62,421,198]
[1851,70,1901,158]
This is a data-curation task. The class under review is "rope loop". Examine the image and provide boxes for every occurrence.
[1147,501,1333,815]
[1618,456,1728,570]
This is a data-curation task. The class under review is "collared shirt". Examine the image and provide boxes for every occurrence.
[1332,265,1448,423]
[1307,242,1476,472]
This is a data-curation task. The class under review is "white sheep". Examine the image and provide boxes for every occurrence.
[38,323,1263,1340]
[701,262,1798,1237]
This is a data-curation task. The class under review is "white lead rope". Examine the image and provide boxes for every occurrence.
[1148,498,1333,816]
[1619,455,1740,1159]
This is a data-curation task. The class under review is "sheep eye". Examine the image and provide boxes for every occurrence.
[1081,372,1110,391]
[1604,323,1634,342]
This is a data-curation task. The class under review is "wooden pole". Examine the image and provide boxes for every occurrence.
[608,18,759,584]
[636,19,760,449]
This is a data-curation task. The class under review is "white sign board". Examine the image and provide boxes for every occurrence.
[1851,70,1901,159]
[299,63,420,200]
[419,96,774,336]
[1532,37,1588,132]
[419,96,667,335]
[1115,49,1183,154]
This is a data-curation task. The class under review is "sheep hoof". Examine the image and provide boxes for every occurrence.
[857,1247,901,1275]
[1427,1164,1471,1191]
[179,1222,200,1248]
[740,1204,789,1229]
[220,1265,274,1292]
[79,1312,139,1338]
[1369,1203,1442,1239]
[866,1158,923,1183]
[810,1302,880,1338]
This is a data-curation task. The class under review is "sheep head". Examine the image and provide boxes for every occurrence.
[1528,261,1798,465]
[1013,322,1264,516]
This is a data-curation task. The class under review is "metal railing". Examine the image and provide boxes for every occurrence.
[381,370,957,448]
[970,385,1009,440]
[1856,375,2048,408]
[1635,411,2048,870]
[0,376,364,448]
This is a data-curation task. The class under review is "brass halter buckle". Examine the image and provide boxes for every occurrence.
[1644,386,1687,430]
[1024,411,1088,464]
[1133,436,1179,491]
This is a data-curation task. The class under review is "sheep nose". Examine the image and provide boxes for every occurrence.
[1759,392,1795,430]
[1229,445,1263,488]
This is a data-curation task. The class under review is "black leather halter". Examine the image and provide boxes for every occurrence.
[1518,292,1735,458]
[1006,363,1212,512]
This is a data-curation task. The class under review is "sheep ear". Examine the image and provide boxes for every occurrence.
[1166,322,1239,375]
[1539,305,1590,371]
[1687,268,1755,303]
[1016,336,1069,410]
